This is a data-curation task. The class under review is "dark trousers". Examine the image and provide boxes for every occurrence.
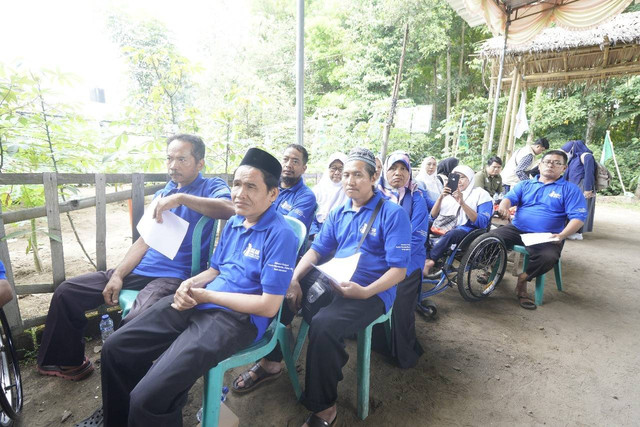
[372,269,424,368]
[428,228,469,261]
[101,295,256,427]
[265,270,385,412]
[37,270,181,367]
[302,293,384,412]
[487,224,563,281]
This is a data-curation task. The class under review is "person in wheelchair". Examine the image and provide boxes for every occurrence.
[375,151,428,368]
[423,165,493,278]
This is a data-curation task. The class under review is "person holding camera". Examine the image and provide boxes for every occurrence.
[423,165,493,277]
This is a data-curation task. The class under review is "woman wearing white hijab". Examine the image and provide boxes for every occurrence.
[310,152,348,238]
[374,151,428,368]
[415,156,443,211]
[423,164,493,276]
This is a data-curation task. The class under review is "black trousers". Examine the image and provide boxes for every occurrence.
[101,295,256,427]
[37,270,181,367]
[372,269,424,369]
[486,224,563,281]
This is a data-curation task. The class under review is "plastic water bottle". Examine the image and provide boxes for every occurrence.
[196,387,230,422]
[99,314,114,343]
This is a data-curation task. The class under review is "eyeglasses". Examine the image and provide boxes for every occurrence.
[541,160,565,167]
[329,167,343,174]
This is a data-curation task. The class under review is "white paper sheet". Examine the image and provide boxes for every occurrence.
[520,232,559,246]
[313,253,361,289]
[136,197,189,260]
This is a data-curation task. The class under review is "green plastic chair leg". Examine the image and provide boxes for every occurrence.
[293,321,310,362]
[278,325,302,400]
[534,274,546,306]
[356,323,373,420]
[202,364,225,427]
[554,260,563,291]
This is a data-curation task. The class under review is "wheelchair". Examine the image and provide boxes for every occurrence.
[417,220,508,319]
[0,309,22,426]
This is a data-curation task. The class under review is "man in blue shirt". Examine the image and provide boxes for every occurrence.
[75,147,297,427]
[275,144,316,231]
[233,148,411,427]
[489,150,587,310]
[37,134,235,381]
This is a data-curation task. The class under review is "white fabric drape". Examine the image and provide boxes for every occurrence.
[463,0,634,45]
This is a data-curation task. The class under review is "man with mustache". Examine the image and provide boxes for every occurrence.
[275,144,316,232]
[37,134,234,381]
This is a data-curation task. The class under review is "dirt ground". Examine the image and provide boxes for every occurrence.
[9,196,640,426]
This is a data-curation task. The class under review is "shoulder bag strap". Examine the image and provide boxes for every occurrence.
[356,198,384,252]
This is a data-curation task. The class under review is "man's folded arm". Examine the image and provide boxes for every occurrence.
[191,290,284,318]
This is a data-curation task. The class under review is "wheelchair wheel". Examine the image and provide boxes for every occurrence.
[457,235,507,302]
[0,309,22,425]
[417,298,437,319]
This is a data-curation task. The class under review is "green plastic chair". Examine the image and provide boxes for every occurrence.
[513,244,563,306]
[119,215,218,317]
[292,307,393,420]
[201,216,307,427]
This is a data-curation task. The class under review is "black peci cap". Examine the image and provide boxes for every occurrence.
[239,148,282,180]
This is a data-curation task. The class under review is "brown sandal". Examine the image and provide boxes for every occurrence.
[38,356,94,381]
[305,412,337,427]
[518,294,537,310]
[231,362,282,394]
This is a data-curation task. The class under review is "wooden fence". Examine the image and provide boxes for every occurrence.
[0,172,321,333]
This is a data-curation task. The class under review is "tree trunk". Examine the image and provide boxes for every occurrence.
[445,41,452,151]
[585,110,598,145]
[456,24,465,105]
[432,57,438,123]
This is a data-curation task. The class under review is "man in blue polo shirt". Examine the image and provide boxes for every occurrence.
[275,144,316,231]
[37,134,234,381]
[489,150,586,310]
[75,147,297,427]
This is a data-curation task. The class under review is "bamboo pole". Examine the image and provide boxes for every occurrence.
[498,67,518,159]
[483,63,497,158]
[607,130,628,194]
[506,69,523,158]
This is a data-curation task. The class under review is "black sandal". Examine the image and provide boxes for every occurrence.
[74,407,103,427]
[231,362,282,394]
[305,412,338,427]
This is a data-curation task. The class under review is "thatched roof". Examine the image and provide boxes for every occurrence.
[481,11,640,56]
[479,11,640,88]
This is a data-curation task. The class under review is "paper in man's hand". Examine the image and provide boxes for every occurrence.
[136,197,189,260]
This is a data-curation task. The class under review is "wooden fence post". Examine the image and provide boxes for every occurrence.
[0,203,23,331]
[131,173,145,242]
[43,172,66,287]
[95,173,107,271]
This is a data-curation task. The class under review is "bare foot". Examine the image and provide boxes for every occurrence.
[423,259,435,277]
